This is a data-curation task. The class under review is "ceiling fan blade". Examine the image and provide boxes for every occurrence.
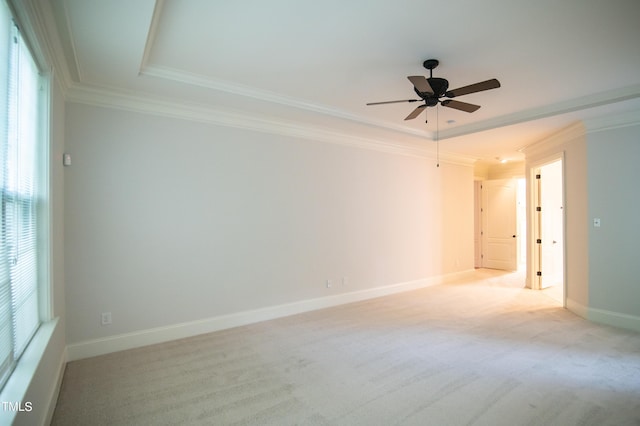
[407,76,434,94]
[441,99,481,113]
[445,78,501,98]
[404,104,426,120]
[366,99,420,105]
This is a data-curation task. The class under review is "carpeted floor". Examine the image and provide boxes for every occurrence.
[51,269,640,425]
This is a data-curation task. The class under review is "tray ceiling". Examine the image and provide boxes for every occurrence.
[48,0,640,163]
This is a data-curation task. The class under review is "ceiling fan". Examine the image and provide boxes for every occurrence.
[367,59,501,123]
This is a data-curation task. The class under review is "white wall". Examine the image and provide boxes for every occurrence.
[523,123,589,309]
[64,103,475,349]
[524,118,640,333]
[587,123,640,326]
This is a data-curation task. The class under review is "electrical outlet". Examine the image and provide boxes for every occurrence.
[326,279,332,288]
[101,312,112,326]
[342,277,348,286]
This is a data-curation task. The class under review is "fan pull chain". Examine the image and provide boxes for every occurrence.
[436,105,440,168]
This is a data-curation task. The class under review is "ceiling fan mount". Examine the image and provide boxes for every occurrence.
[416,59,447,98]
[423,59,440,71]
[366,59,501,123]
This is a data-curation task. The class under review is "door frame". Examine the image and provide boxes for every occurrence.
[528,153,566,305]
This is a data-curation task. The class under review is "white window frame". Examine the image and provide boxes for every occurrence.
[0,0,51,395]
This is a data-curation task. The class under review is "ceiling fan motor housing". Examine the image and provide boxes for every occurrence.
[414,77,449,106]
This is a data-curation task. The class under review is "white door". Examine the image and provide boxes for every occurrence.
[482,179,518,271]
[539,161,564,288]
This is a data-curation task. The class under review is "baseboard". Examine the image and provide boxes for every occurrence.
[43,348,67,426]
[563,298,640,334]
[588,307,640,333]
[66,270,475,361]
[566,298,588,319]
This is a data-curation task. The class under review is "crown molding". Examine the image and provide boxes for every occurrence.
[66,83,475,166]
[25,0,640,157]
[48,0,82,84]
[519,102,640,157]
[139,0,164,74]
[9,0,75,93]
[583,108,640,134]
[518,121,585,158]
[143,65,640,147]
[140,64,432,140]
[439,84,640,141]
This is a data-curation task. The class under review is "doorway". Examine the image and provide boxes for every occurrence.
[532,158,565,304]
[475,178,526,272]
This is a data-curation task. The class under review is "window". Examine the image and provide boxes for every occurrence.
[0,0,43,391]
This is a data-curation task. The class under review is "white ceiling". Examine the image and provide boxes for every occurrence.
[48,0,640,164]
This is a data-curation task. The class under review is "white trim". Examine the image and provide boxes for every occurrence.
[0,319,58,426]
[141,64,431,141]
[140,67,640,145]
[43,347,66,426]
[138,0,164,74]
[66,270,475,361]
[520,107,640,157]
[583,108,640,134]
[566,298,588,319]
[65,84,476,166]
[48,0,81,84]
[526,153,566,300]
[9,0,74,93]
[519,121,585,157]
[565,299,640,335]
[440,84,640,141]
[588,307,640,334]
[38,68,53,321]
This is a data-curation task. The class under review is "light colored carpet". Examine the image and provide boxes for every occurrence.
[51,269,640,425]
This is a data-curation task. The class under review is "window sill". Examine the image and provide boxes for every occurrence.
[0,318,60,425]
